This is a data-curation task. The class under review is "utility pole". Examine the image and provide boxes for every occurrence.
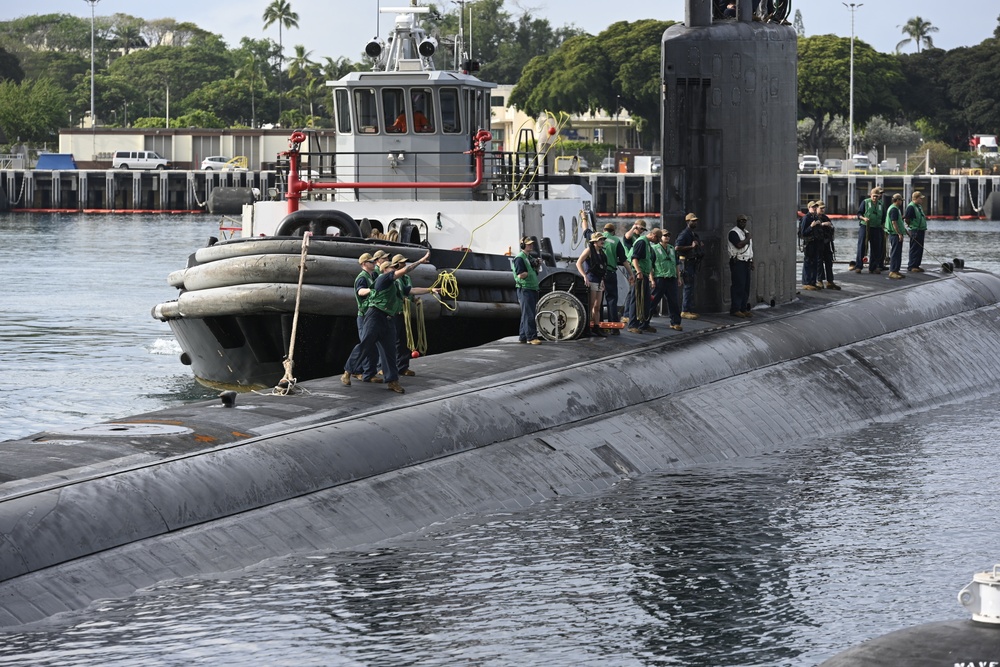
[84,0,100,159]
[843,3,862,160]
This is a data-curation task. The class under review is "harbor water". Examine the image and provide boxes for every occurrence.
[2,213,1000,665]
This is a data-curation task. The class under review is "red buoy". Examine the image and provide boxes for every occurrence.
[411,350,420,358]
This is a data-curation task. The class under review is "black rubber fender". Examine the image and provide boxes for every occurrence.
[359,217,373,238]
[398,220,420,244]
[274,210,363,237]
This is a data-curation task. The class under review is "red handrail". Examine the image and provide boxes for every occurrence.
[281,130,492,214]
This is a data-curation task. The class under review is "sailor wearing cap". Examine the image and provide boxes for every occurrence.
[513,237,542,344]
[813,201,840,290]
[342,249,431,393]
[904,190,927,273]
[674,213,703,319]
[626,227,661,334]
[884,193,907,279]
[390,253,440,376]
[856,187,885,274]
[601,223,630,333]
[576,232,609,337]
[621,219,648,323]
[342,252,381,386]
[649,227,682,331]
[800,201,822,290]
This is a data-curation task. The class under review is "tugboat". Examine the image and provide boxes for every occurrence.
[153,2,593,389]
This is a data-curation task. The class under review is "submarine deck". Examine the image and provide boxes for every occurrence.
[3,264,1000,628]
[0,265,944,493]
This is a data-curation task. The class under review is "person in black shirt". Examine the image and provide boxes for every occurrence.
[674,213,703,319]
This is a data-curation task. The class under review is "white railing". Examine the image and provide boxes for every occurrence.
[0,154,25,169]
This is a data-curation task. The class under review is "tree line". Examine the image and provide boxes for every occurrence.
[0,2,998,172]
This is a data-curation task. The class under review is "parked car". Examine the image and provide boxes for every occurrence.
[822,158,843,173]
[851,154,871,171]
[600,156,616,172]
[112,150,170,170]
[878,159,900,172]
[200,155,229,170]
[798,155,821,172]
[651,156,662,173]
[200,155,249,171]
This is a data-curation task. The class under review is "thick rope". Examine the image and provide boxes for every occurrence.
[967,180,983,214]
[403,297,428,356]
[275,232,312,395]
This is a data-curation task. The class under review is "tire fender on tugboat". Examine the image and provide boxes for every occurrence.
[274,209,363,237]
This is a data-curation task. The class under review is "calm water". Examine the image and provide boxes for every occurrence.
[2,214,1000,665]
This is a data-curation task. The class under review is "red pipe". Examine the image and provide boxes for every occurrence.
[282,130,492,215]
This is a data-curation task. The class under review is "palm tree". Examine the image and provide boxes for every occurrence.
[287,44,315,87]
[113,23,146,55]
[322,56,354,81]
[262,0,300,118]
[235,52,264,128]
[896,16,938,53]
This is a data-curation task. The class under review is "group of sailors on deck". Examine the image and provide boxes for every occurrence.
[800,189,928,290]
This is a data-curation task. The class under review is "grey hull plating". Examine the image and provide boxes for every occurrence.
[3,271,1000,627]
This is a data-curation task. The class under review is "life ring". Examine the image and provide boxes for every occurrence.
[274,209,363,237]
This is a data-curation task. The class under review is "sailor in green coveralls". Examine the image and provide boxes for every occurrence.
[513,237,542,344]
[904,190,928,273]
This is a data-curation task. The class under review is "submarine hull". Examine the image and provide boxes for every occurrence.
[2,271,1000,627]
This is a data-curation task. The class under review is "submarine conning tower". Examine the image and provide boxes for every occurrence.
[662,0,798,313]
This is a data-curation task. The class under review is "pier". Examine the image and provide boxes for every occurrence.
[1,169,998,218]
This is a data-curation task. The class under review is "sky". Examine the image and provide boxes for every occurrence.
[2,0,996,63]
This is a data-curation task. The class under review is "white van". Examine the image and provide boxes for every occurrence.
[112,150,171,170]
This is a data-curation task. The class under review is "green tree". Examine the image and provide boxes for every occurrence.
[321,56,356,81]
[262,0,299,116]
[938,42,1000,144]
[109,14,147,55]
[287,44,316,88]
[0,47,24,83]
[481,14,580,84]
[797,35,904,153]
[18,51,88,90]
[107,35,234,121]
[510,20,671,147]
[896,16,938,54]
[289,76,329,126]
[0,78,68,141]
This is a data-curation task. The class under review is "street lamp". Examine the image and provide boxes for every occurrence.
[84,0,100,128]
[843,2,862,160]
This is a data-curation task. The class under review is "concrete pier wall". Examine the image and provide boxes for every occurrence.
[1,169,997,218]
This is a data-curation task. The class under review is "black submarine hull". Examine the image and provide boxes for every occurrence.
[2,272,1000,627]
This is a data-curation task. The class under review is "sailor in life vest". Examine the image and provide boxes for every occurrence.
[727,214,754,318]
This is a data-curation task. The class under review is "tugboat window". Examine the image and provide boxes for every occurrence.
[411,88,434,133]
[354,89,379,133]
[384,88,406,133]
[335,89,352,134]
[440,88,461,134]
